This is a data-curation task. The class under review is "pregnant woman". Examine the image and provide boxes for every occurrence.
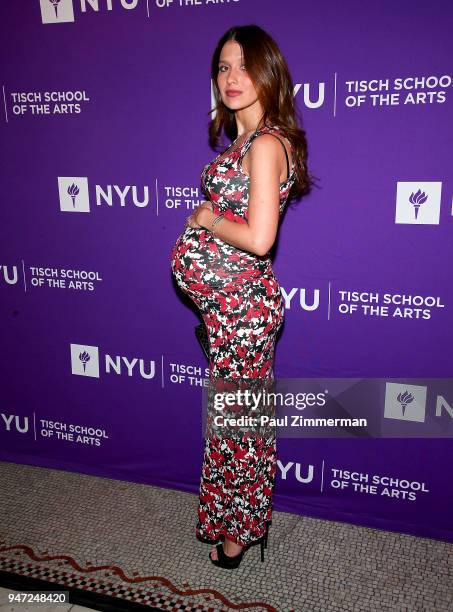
[170,24,312,569]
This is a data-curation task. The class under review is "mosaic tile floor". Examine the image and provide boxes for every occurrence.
[0,460,451,612]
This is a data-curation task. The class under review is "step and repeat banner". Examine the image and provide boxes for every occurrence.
[1,0,452,543]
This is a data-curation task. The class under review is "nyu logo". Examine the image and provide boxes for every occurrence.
[0,265,19,286]
[58,177,89,212]
[293,82,325,109]
[280,288,320,311]
[395,181,442,225]
[39,0,140,24]
[277,460,315,484]
[384,382,427,422]
[384,382,453,423]
[1,414,29,434]
[58,177,151,212]
[70,343,156,379]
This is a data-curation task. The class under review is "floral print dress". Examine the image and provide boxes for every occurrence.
[170,124,296,546]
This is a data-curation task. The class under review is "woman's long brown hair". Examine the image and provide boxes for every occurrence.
[208,24,316,202]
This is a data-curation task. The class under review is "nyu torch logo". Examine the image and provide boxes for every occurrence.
[40,0,75,23]
[384,382,427,422]
[384,382,453,425]
[409,188,428,220]
[58,177,90,212]
[71,344,100,377]
[78,349,91,373]
[49,0,62,19]
[39,0,141,24]
[67,183,80,207]
[395,181,441,225]
[396,389,415,417]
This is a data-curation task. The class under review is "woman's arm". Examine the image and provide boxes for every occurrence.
[194,134,285,256]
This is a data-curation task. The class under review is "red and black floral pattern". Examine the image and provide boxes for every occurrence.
[170,125,296,546]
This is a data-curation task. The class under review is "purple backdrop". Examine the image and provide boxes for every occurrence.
[1,0,452,543]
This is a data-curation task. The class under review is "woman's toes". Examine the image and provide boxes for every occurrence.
[210,545,218,561]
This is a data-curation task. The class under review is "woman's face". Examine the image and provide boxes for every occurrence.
[217,40,258,111]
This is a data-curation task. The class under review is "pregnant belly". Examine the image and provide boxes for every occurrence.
[170,227,272,296]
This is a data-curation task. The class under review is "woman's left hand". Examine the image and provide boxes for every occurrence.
[185,201,214,229]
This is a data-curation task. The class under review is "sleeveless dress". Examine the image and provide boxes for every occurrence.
[170,124,296,546]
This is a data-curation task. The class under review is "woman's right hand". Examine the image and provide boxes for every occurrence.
[185,201,214,229]
[185,213,203,229]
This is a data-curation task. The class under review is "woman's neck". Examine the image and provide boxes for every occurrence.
[235,107,265,137]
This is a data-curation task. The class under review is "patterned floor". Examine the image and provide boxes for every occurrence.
[0,460,451,612]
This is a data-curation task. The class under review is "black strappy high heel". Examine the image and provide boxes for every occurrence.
[209,541,246,569]
[208,521,271,569]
